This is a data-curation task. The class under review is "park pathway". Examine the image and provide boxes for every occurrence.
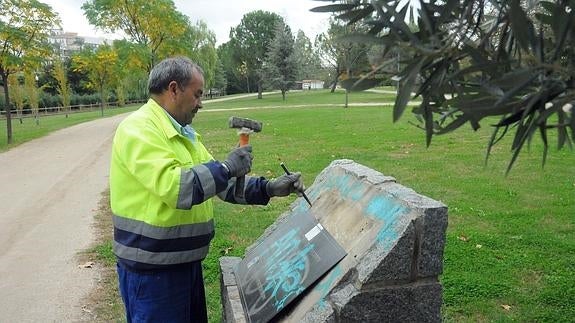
[0,113,126,321]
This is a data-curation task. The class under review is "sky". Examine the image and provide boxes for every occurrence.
[41,0,333,45]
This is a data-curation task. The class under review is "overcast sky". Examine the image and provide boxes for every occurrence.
[41,0,333,45]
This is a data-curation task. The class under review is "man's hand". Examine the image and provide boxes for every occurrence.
[223,145,252,178]
[266,172,304,197]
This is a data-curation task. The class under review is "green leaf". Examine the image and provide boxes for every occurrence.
[539,1,557,13]
[535,13,554,25]
[394,59,424,122]
[423,98,434,147]
[418,1,436,34]
[435,114,469,135]
[310,4,359,13]
[539,124,549,168]
[492,68,538,91]
[336,6,374,24]
[509,0,533,51]
[492,73,539,110]
[485,120,509,165]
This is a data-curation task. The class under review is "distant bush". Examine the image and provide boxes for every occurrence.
[40,93,61,111]
[71,93,100,107]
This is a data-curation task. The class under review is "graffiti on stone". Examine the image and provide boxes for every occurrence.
[235,211,346,323]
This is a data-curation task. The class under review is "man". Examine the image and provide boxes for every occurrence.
[110,56,304,322]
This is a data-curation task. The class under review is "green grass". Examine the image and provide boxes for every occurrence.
[195,91,574,322]
[202,88,398,110]
[3,90,573,322]
[0,106,139,152]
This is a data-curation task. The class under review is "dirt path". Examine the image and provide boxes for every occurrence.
[0,114,126,322]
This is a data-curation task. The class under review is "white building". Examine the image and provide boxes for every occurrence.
[302,80,324,90]
[49,29,109,57]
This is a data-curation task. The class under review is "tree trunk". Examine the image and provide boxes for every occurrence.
[99,84,105,117]
[2,72,12,144]
[257,82,262,99]
[330,71,339,93]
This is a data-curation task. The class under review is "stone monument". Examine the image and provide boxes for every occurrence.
[220,159,448,322]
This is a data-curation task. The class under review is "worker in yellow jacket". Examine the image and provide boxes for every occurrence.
[110,56,304,323]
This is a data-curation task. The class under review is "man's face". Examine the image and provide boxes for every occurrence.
[176,70,204,126]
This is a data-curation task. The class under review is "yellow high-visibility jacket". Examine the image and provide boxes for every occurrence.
[110,99,270,271]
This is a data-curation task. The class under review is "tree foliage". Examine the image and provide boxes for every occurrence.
[293,30,323,81]
[313,0,575,172]
[72,44,119,116]
[7,74,24,121]
[53,59,72,116]
[315,20,371,93]
[263,21,298,100]
[23,69,40,125]
[229,10,284,98]
[0,0,60,143]
[82,0,189,72]
[175,20,218,88]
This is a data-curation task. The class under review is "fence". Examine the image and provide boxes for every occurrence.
[0,99,148,120]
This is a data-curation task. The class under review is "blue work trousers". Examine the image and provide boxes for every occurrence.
[117,261,208,323]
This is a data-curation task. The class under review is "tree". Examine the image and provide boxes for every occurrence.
[7,74,24,123]
[315,19,372,107]
[213,58,228,95]
[263,21,298,100]
[217,41,247,94]
[293,30,324,81]
[52,59,71,117]
[313,0,575,172]
[229,11,284,98]
[0,0,60,143]
[82,0,189,72]
[166,20,217,88]
[315,20,371,94]
[23,69,41,125]
[72,44,118,116]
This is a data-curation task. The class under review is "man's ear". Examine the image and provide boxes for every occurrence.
[168,81,179,96]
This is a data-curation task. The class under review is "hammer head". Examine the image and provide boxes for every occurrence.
[228,116,262,132]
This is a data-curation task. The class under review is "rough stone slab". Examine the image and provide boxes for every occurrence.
[330,159,397,185]
[358,220,415,284]
[219,257,246,323]
[338,282,443,323]
[299,303,337,323]
[417,207,448,278]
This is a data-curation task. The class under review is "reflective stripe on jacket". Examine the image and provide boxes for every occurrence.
[110,99,270,271]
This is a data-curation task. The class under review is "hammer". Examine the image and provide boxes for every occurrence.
[228,116,263,198]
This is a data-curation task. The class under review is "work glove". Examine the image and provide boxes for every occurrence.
[223,145,253,178]
[266,172,305,197]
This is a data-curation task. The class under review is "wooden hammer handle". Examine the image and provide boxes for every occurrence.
[239,133,250,147]
[235,134,249,199]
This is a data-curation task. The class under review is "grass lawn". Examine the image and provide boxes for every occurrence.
[4,89,573,321]
[0,106,139,152]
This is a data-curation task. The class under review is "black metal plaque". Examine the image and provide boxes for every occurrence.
[235,211,347,323]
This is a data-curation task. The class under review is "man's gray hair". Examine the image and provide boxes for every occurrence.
[148,56,204,95]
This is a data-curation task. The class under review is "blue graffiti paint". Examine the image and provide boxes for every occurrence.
[314,265,342,309]
[262,228,316,311]
[365,195,409,244]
